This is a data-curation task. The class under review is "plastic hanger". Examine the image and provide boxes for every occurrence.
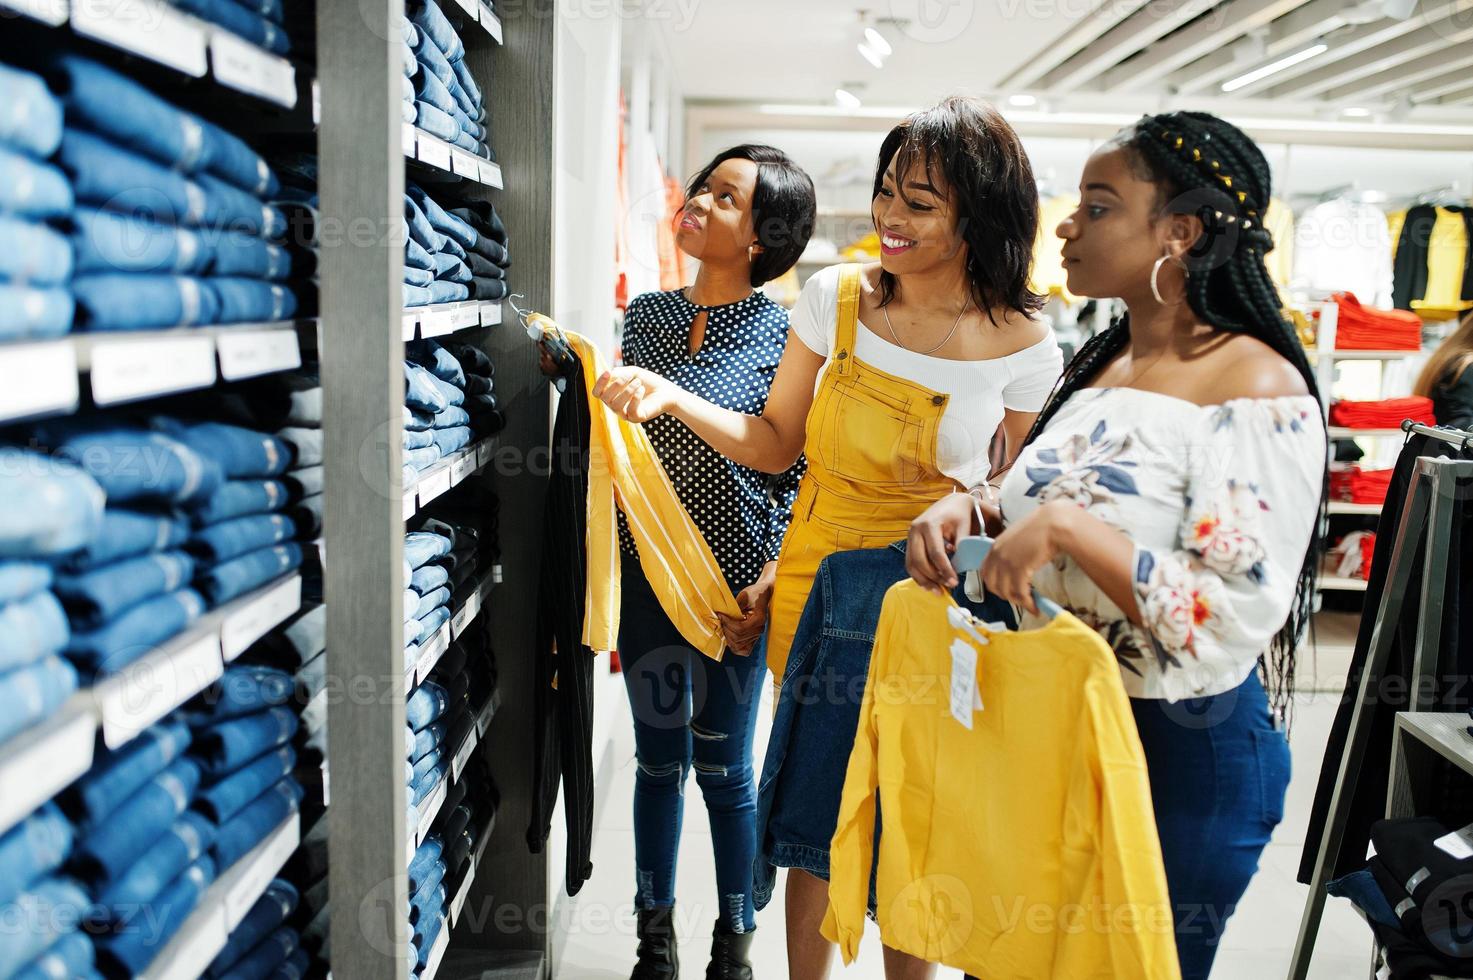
[947,494,1063,620]
[513,294,572,392]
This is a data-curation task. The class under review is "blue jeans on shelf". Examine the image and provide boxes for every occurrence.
[408,188,476,253]
[440,236,466,261]
[414,606,450,646]
[408,342,464,385]
[191,481,288,527]
[73,274,220,331]
[409,835,442,880]
[212,779,302,870]
[72,757,202,887]
[410,564,449,595]
[431,406,470,430]
[55,550,196,630]
[404,282,434,309]
[0,64,64,160]
[404,407,435,432]
[70,208,210,276]
[275,428,322,469]
[212,279,303,324]
[161,421,292,480]
[466,252,505,280]
[196,542,303,606]
[411,883,447,929]
[44,54,280,198]
[413,587,450,622]
[402,97,418,123]
[12,929,94,980]
[406,235,435,272]
[412,747,443,788]
[96,856,215,977]
[62,508,190,572]
[0,591,69,672]
[56,131,285,239]
[170,0,291,54]
[192,665,295,722]
[472,277,509,300]
[409,0,464,60]
[433,253,471,284]
[417,913,446,968]
[405,363,449,414]
[63,720,192,829]
[234,0,284,22]
[431,426,473,457]
[40,426,223,507]
[0,284,74,339]
[405,447,441,475]
[411,30,458,94]
[413,66,459,118]
[193,706,298,778]
[0,147,73,219]
[0,803,73,907]
[405,532,453,569]
[216,926,296,980]
[426,372,463,408]
[411,721,445,763]
[66,589,206,676]
[97,810,215,911]
[406,680,449,732]
[190,514,296,564]
[414,101,460,145]
[0,878,92,979]
[426,280,470,304]
[208,879,297,977]
[403,587,420,621]
[405,266,436,288]
[0,216,73,285]
[450,56,480,113]
[405,195,441,254]
[197,746,296,823]
[412,763,446,806]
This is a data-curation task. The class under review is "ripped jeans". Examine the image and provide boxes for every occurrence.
[617,565,767,933]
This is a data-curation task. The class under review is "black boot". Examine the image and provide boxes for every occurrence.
[704,922,754,980]
[631,905,678,980]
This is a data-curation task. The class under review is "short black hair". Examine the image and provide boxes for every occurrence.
[685,144,817,287]
[873,96,1045,323]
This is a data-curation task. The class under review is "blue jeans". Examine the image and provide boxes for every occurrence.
[0,878,92,979]
[412,747,444,788]
[62,508,190,572]
[1132,671,1290,980]
[406,235,435,272]
[274,428,321,469]
[0,591,69,672]
[432,406,470,430]
[208,878,297,977]
[412,884,447,930]
[416,912,446,967]
[197,745,296,823]
[427,372,463,407]
[44,54,279,197]
[191,480,289,527]
[193,706,298,778]
[466,252,505,279]
[411,721,445,762]
[0,147,72,218]
[211,278,303,324]
[12,928,94,980]
[0,284,73,339]
[472,277,509,300]
[407,680,450,731]
[406,362,449,413]
[404,282,434,308]
[618,565,766,932]
[433,252,471,284]
[0,64,63,159]
[72,757,202,886]
[0,803,72,907]
[96,810,215,911]
[216,926,297,979]
[450,56,480,112]
[405,531,453,569]
[405,265,436,288]
[54,550,196,630]
[190,514,296,564]
[213,778,302,870]
[405,408,436,432]
[414,587,451,621]
[409,342,465,385]
[72,209,294,279]
[0,562,53,604]
[440,236,467,261]
[447,203,507,249]
[161,421,291,480]
[431,426,473,457]
[410,564,449,595]
[196,542,303,606]
[73,274,220,331]
[0,216,73,285]
[191,664,295,722]
[409,0,464,60]
[426,279,470,304]
[0,655,77,746]
[56,131,284,239]
[66,589,207,675]
[170,0,291,54]
[96,855,215,976]
[408,187,477,253]
[405,195,441,253]
[234,0,284,23]
[40,426,223,507]
[413,67,459,118]
[414,101,460,144]
[415,605,450,645]
[405,447,442,476]
[62,719,192,828]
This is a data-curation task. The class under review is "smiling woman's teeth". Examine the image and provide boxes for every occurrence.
[881,233,915,249]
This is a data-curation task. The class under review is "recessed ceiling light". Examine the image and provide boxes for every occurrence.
[1009,94,1038,107]
[1221,43,1328,93]
[834,88,862,109]
[858,41,886,69]
[863,27,892,58]
[1342,106,1372,117]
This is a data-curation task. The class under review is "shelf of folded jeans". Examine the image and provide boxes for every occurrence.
[1309,348,1423,361]
[421,917,452,980]
[1319,575,1369,592]
[2,0,300,108]
[1327,427,1406,439]
[404,300,501,340]
[406,436,497,518]
[0,694,98,836]
[1396,713,1473,777]
[404,127,504,190]
[137,812,301,980]
[93,572,302,749]
[1328,501,1383,516]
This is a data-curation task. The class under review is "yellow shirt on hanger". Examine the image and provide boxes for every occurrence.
[541,319,743,659]
[1262,198,1295,290]
[1031,195,1078,303]
[822,580,1180,979]
[1389,207,1473,313]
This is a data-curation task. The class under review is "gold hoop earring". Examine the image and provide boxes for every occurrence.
[1150,254,1187,305]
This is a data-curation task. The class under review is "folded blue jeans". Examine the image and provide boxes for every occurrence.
[216,926,297,980]
[0,591,70,672]
[54,550,196,631]
[409,0,464,60]
[405,531,453,571]
[417,912,446,967]
[0,878,92,979]
[191,481,289,527]
[414,100,461,145]
[191,665,295,723]
[406,679,450,732]
[431,426,473,457]
[0,64,64,159]
[412,747,443,788]
[62,720,192,829]
[433,252,471,284]
[72,757,202,887]
[73,273,220,331]
[161,421,292,480]
[212,278,302,324]
[405,360,450,412]
[427,279,470,304]
[403,281,433,308]
[61,508,189,572]
[11,929,95,980]
[190,514,296,564]
[407,187,477,254]
[407,341,465,385]
[411,882,447,928]
[411,721,445,763]
[207,879,297,977]
[96,855,215,977]
[450,55,481,113]
[192,706,298,778]
[405,234,435,271]
[0,146,72,219]
[66,589,207,675]
[412,761,447,805]
[0,216,73,285]
[212,778,302,870]
[413,65,459,118]
[405,265,435,288]
[232,0,284,23]
[471,276,509,300]
[413,587,451,622]
[43,426,223,506]
[466,251,505,279]
[43,54,280,197]
[196,542,303,606]
[440,235,466,261]
[0,283,73,339]
[197,745,296,823]
[0,803,73,907]
[70,207,210,276]
[170,0,291,54]
[431,405,470,429]
[405,195,441,253]
[97,810,215,912]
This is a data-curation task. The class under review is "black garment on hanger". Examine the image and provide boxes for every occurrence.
[1393,205,1473,310]
[526,350,596,896]
[1298,433,1473,884]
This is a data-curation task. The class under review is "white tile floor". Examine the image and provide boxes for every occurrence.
[557,685,1374,979]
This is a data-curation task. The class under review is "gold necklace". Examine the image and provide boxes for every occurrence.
[882,298,969,355]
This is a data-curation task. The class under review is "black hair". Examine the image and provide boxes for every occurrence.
[873,96,1046,323]
[1024,110,1326,728]
[684,144,816,287]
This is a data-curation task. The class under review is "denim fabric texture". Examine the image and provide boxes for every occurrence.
[190,664,294,723]
[190,481,288,527]
[408,341,465,386]
[274,428,321,469]
[170,0,291,54]
[425,372,463,408]
[196,745,296,823]
[207,878,297,977]
[411,721,445,763]
[0,450,105,558]
[409,0,464,59]
[431,406,469,429]
[96,855,215,976]
[413,587,451,622]
[0,802,73,906]
[214,926,297,980]
[40,426,222,506]
[406,363,449,413]
[410,563,450,595]
[192,706,298,777]
[11,929,95,980]
[405,532,452,569]
[470,277,508,300]
[0,64,64,159]
[196,542,302,606]
[190,513,296,564]
[212,778,302,870]
[96,810,215,912]
[0,655,78,745]
[72,757,202,886]
[161,422,291,480]
[431,426,473,457]
[0,215,73,285]
[62,508,189,572]
[0,590,70,672]
[406,680,449,731]
[62,720,192,829]
[0,146,73,218]
[403,282,433,308]
[414,605,450,646]
[432,252,471,284]
[0,878,92,979]
[406,235,435,271]
[405,266,435,288]
[66,588,206,675]
[211,278,301,324]
[54,549,196,630]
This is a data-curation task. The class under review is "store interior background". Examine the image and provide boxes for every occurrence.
[549,1,1473,976]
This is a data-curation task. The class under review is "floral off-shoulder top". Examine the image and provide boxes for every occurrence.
[995,387,1326,701]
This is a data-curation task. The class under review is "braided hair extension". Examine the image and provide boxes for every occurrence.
[1023,111,1326,728]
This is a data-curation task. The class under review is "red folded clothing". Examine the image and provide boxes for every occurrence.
[1329,396,1436,429]
[1360,532,1376,579]
[1330,292,1423,351]
[1330,466,1393,504]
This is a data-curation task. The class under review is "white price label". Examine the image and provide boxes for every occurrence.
[73,0,208,75]
[0,0,66,25]
[402,122,417,157]
[450,859,474,925]
[451,729,477,783]
[449,449,477,487]
[478,301,502,326]
[216,328,301,381]
[98,632,223,749]
[321,763,330,807]
[1436,822,1473,861]
[209,29,297,107]
[451,150,481,179]
[479,161,503,188]
[311,80,321,125]
[419,306,457,338]
[948,638,979,730]
[418,465,453,505]
[0,341,79,422]
[477,441,496,468]
[449,303,480,331]
[91,335,216,406]
[476,690,498,738]
[221,574,302,661]
[450,598,474,640]
[416,778,448,844]
[417,134,452,172]
[451,0,474,17]
[403,313,419,341]
[222,816,300,930]
[479,3,502,43]
[417,623,451,682]
[0,699,95,837]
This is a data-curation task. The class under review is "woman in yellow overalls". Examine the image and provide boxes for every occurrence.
[595,96,1063,979]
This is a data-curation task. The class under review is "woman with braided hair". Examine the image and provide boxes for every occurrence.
[909,111,1327,978]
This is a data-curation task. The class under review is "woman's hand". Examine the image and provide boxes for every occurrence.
[593,366,682,423]
[981,500,1076,616]
[907,491,1001,594]
[536,340,560,377]
[718,561,776,656]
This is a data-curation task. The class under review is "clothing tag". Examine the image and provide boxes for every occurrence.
[1435,822,1473,861]
[949,638,978,729]
[946,605,989,646]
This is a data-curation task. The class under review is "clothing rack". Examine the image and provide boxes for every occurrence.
[1290,423,1473,979]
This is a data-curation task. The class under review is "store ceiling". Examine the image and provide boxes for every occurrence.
[665,0,1473,127]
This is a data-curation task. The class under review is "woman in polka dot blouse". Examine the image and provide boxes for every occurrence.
[546,144,816,979]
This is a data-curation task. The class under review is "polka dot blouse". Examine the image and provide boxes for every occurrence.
[616,288,807,593]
